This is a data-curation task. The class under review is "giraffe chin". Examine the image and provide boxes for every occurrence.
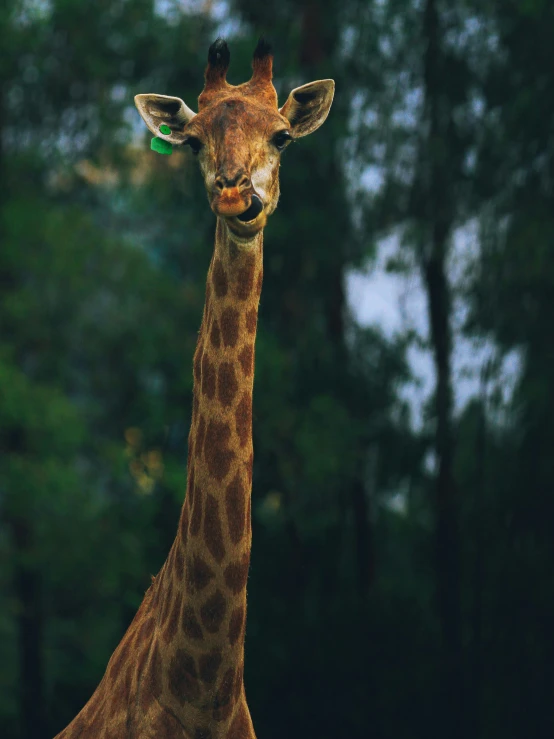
[224,210,267,241]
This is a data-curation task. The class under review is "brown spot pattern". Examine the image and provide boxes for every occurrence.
[168,649,201,703]
[238,344,254,377]
[245,308,257,334]
[148,640,163,698]
[236,262,255,300]
[190,482,203,536]
[182,606,203,640]
[135,615,154,651]
[83,704,103,737]
[151,585,161,614]
[235,393,252,448]
[122,662,133,696]
[210,320,221,348]
[204,283,212,321]
[201,353,216,399]
[212,259,228,297]
[197,415,207,458]
[174,545,184,581]
[158,588,172,630]
[193,344,203,383]
[166,545,175,576]
[180,504,189,546]
[225,472,246,544]
[228,605,245,646]
[187,554,215,593]
[135,640,150,682]
[108,639,129,681]
[212,698,234,723]
[217,361,239,408]
[106,725,124,739]
[224,554,250,594]
[108,667,128,709]
[163,595,180,645]
[149,708,187,739]
[138,668,155,712]
[204,419,235,481]
[204,494,226,563]
[245,451,253,485]
[234,663,244,701]
[220,307,239,348]
[213,667,236,721]
[199,649,222,683]
[256,270,263,296]
[228,701,251,739]
[200,589,227,634]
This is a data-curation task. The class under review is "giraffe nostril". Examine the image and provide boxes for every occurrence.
[237,174,251,191]
[215,173,251,192]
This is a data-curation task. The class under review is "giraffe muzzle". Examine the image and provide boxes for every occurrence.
[214,188,265,226]
[224,191,267,239]
[213,186,249,217]
[235,194,264,222]
[212,185,263,220]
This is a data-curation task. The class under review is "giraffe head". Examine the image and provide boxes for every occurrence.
[135,38,334,242]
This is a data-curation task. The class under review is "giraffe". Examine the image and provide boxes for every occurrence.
[54,38,334,739]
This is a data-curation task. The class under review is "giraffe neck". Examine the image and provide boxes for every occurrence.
[150,217,262,733]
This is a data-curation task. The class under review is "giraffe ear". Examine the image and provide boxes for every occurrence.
[279,80,335,138]
[134,94,196,144]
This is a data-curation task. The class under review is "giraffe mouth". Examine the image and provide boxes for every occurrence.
[235,194,264,223]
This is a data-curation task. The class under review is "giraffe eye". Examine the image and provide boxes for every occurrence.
[272,131,292,151]
[184,136,203,155]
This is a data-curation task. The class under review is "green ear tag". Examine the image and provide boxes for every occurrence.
[151,137,173,155]
[159,124,171,135]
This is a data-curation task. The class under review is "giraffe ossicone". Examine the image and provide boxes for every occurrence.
[55,37,334,739]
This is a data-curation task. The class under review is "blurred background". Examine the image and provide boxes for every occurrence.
[1,0,553,737]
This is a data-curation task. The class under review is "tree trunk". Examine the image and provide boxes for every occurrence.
[424,254,463,736]
[420,0,463,734]
[470,361,491,739]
